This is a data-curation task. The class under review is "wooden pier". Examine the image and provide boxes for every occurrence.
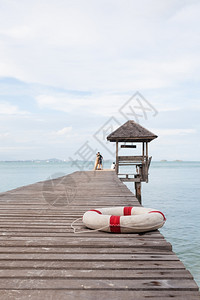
[0,170,199,299]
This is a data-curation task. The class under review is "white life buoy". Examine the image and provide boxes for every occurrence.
[82,206,166,233]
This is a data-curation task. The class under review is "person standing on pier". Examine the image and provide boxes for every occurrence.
[98,152,103,170]
[94,152,103,170]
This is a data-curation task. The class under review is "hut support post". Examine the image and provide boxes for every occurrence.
[134,174,142,204]
[142,142,145,159]
[146,142,148,157]
[116,142,119,174]
[145,142,149,182]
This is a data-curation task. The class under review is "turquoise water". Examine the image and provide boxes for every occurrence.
[126,161,200,288]
[0,161,199,287]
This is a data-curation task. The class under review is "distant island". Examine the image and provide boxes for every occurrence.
[174,160,183,162]
[0,158,113,163]
[1,158,65,163]
[160,160,183,162]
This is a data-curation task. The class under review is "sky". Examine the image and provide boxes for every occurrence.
[0,0,200,161]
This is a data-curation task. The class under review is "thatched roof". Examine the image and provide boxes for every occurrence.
[107,120,157,142]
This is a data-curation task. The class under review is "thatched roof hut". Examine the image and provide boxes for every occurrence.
[107,120,157,143]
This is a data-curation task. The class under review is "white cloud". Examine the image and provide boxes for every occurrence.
[152,128,196,136]
[36,95,79,112]
[0,102,29,115]
[54,127,72,136]
[0,146,37,151]
[0,1,200,91]
[36,90,199,118]
[36,93,130,117]
[170,1,200,24]
[0,1,200,161]
[0,26,31,39]
[0,132,10,138]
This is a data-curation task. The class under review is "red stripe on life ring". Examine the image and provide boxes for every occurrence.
[89,210,102,214]
[149,211,166,221]
[110,215,121,233]
[123,207,133,216]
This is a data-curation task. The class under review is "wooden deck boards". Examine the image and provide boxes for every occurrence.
[0,170,199,300]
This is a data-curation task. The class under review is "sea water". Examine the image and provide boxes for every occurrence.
[0,161,199,287]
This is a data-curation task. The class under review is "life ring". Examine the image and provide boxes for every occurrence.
[82,206,166,233]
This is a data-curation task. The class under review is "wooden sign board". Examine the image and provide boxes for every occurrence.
[121,145,137,148]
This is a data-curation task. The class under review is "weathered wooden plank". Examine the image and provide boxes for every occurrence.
[0,246,173,254]
[0,232,165,239]
[0,278,198,290]
[0,260,187,270]
[0,198,136,205]
[0,269,193,279]
[1,290,200,300]
[0,233,166,241]
[0,253,179,261]
[0,238,172,250]
[0,227,162,235]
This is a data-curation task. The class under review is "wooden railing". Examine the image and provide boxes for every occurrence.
[118,156,147,162]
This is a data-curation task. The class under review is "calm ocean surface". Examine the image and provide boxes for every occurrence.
[0,160,199,287]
